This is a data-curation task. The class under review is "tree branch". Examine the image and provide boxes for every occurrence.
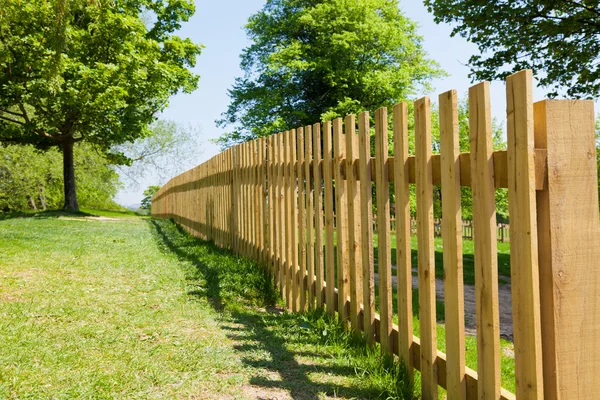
[0,108,26,119]
[0,114,26,126]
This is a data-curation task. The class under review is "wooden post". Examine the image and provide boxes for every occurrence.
[313,123,325,308]
[393,102,414,377]
[375,107,392,353]
[415,96,438,399]
[298,127,307,311]
[333,118,349,323]
[534,99,600,399]
[323,121,336,315]
[439,90,465,399]
[506,70,544,400]
[285,130,293,310]
[232,145,239,254]
[346,114,363,331]
[305,125,316,308]
[358,111,375,344]
[470,82,501,399]
[290,129,299,312]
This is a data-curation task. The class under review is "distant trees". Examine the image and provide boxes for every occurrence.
[216,0,444,148]
[140,186,161,211]
[0,0,202,210]
[0,143,121,211]
[424,0,600,98]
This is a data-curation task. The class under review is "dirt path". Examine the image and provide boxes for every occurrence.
[375,268,514,340]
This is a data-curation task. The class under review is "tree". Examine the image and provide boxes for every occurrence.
[0,143,121,211]
[114,120,202,189]
[216,0,444,148]
[0,0,202,211]
[424,0,600,98]
[140,185,161,211]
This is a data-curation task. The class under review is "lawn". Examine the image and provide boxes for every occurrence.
[0,211,413,399]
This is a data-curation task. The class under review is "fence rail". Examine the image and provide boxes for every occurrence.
[152,70,600,399]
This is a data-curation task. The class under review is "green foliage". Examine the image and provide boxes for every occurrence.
[216,0,444,148]
[0,143,121,211]
[0,0,202,208]
[141,185,160,210]
[424,0,600,98]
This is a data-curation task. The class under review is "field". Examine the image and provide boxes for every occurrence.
[0,211,413,399]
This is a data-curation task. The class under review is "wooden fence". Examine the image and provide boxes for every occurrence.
[152,70,600,399]
[372,217,510,242]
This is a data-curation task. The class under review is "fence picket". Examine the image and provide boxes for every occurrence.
[375,107,392,353]
[278,133,287,301]
[284,130,294,310]
[393,102,413,378]
[415,96,438,399]
[323,121,336,316]
[358,112,375,344]
[305,125,315,308]
[439,90,466,399]
[290,129,299,312]
[345,115,362,331]
[333,118,349,323]
[506,70,543,399]
[298,128,307,311]
[469,82,501,399]
[313,123,325,308]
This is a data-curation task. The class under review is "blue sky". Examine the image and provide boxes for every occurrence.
[116,0,550,206]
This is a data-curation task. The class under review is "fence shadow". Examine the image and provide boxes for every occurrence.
[147,218,385,399]
[221,309,386,400]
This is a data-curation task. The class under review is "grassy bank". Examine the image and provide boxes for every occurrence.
[0,211,414,399]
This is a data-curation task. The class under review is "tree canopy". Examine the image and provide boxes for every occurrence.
[424,0,600,98]
[216,0,444,148]
[0,0,202,210]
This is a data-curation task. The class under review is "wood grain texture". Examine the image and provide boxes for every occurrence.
[323,121,336,315]
[345,115,362,331]
[415,96,438,400]
[392,102,414,380]
[374,107,392,353]
[297,127,307,311]
[267,137,275,279]
[290,129,299,312]
[439,90,466,399]
[278,133,286,298]
[313,123,325,308]
[469,82,501,399]
[283,132,291,305]
[358,111,375,345]
[534,99,600,400]
[506,70,544,400]
[333,118,349,323]
[305,125,315,309]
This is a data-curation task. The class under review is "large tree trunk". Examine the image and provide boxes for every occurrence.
[62,141,79,211]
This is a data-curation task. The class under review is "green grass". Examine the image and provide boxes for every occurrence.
[326,230,516,394]
[0,211,415,399]
[372,233,512,285]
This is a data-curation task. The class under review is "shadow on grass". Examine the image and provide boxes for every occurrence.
[0,208,142,221]
[147,218,413,400]
[222,310,396,399]
[0,209,95,221]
